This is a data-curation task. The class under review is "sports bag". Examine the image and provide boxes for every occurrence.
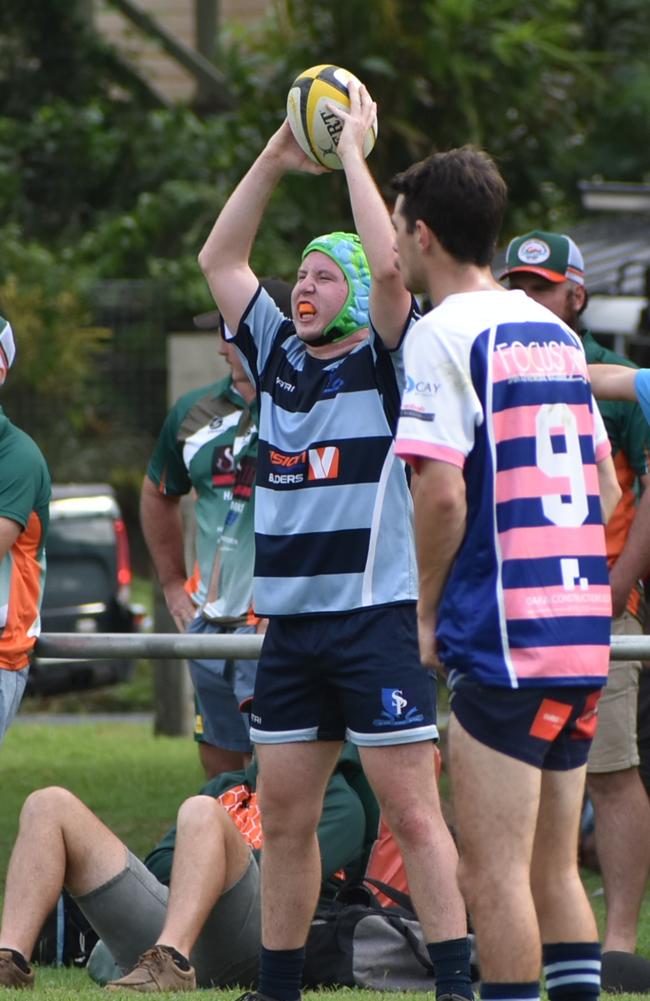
[303,877,435,991]
[33,891,98,968]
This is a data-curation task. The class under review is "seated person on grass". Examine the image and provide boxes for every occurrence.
[0,743,376,992]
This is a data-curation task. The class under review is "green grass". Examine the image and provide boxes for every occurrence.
[2,723,650,1000]
[0,722,202,867]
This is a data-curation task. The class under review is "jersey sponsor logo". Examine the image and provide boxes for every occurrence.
[373,688,424,727]
[276,376,295,393]
[308,446,340,480]
[270,449,307,467]
[405,375,440,396]
[495,339,585,378]
[560,557,589,591]
[400,407,435,422]
[529,698,572,741]
[323,372,345,395]
[265,445,340,485]
[571,690,600,741]
[212,445,236,486]
[233,455,256,502]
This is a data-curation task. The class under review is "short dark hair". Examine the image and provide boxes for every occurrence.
[392,146,508,267]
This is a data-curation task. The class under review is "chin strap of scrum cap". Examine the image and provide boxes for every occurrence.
[300,232,371,346]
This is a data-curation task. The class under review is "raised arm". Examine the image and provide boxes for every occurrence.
[334,82,412,348]
[198,122,323,335]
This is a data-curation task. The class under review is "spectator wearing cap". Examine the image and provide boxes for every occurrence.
[501,231,650,962]
[0,314,50,743]
[139,280,292,779]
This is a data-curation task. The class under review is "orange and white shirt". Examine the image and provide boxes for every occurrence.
[0,410,50,670]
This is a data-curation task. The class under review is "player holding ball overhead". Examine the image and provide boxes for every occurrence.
[198,75,473,1001]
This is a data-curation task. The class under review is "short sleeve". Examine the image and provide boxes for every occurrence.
[395,317,482,470]
[592,398,612,463]
[226,285,292,383]
[146,403,192,497]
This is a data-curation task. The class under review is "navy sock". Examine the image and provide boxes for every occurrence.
[258,945,305,1001]
[543,942,601,1001]
[481,981,540,1001]
[427,936,474,1000]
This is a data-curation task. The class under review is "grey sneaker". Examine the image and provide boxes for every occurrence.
[105,946,196,993]
[0,950,34,989]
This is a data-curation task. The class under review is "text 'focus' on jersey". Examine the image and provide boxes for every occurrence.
[395,289,611,689]
[226,285,418,616]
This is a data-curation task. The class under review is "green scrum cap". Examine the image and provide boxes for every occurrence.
[301,231,371,344]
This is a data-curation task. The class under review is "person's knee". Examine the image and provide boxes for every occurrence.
[258,786,321,843]
[176,794,223,831]
[588,766,639,800]
[19,786,80,830]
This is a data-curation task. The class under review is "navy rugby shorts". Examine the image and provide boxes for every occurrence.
[249,603,438,747]
[451,676,602,770]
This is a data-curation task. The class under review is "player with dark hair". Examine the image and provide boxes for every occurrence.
[393,148,620,1001]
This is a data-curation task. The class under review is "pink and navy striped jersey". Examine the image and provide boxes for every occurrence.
[395,289,611,689]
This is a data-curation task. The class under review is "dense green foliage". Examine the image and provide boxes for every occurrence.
[0,0,648,473]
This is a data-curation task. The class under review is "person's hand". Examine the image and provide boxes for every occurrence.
[417,608,445,676]
[327,80,377,165]
[163,579,196,632]
[264,119,329,175]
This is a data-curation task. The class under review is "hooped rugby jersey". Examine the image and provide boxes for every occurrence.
[226,285,418,616]
[395,289,612,689]
[146,377,257,622]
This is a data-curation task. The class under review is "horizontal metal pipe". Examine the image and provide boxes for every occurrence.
[34,632,264,660]
[33,633,649,662]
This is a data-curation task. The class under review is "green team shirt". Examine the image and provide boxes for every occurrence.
[583,331,650,615]
[144,744,377,892]
[0,409,50,669]
[146,377,257,623]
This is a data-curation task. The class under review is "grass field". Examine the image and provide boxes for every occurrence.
[2,721,650,1000]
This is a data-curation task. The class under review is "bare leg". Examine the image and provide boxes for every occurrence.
[198,743,251,779]
[155,795,251,958]
[532,766,599,943]
[256,741,341,948]
[359,740,466,942]
[448,715,541,981]
[0,787,127,959]
[587,767,650,951]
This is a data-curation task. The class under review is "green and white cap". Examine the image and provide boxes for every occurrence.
[301,231,371,344]
[501,229,585,286]
[0,316,16,384]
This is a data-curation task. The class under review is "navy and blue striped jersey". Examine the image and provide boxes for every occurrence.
[226,285,418,616]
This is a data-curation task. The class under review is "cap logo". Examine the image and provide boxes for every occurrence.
[517,238,551,265]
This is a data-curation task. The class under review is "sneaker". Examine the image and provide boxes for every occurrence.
[0,950,35,989]
[105,946,196,993]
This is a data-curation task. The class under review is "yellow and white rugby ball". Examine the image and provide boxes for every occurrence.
[286,64,378,171]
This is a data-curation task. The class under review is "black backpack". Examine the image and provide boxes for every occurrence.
[33,891,98,968]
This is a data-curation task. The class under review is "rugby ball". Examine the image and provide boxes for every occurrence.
[286,64,378,171]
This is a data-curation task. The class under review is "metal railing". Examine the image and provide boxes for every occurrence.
[34,633,648,661]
